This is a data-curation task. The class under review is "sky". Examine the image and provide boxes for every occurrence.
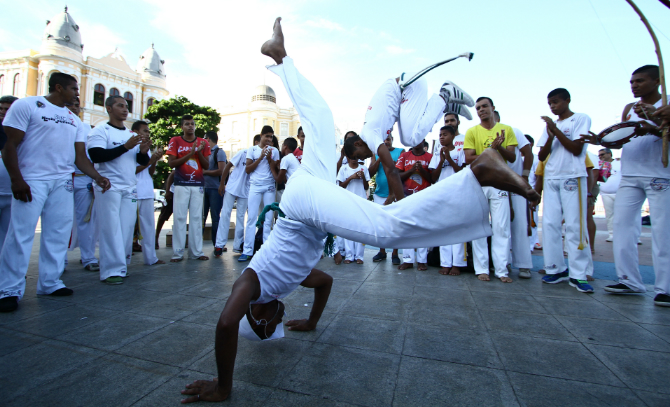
[1,0,668,156]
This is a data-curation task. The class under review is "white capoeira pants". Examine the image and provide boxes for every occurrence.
[243,184,275,256]
[542,177,591,281]
[137,198,159,265]
[530,209,539,251]
[95,188,136,280]
[69,176,98,266]
[613,176,670,294]
[0,176,73,300]
[472,187,510,278]
[344,239,364,261]
[360,76,445,153]
[215,191,248,250]
[509,193,532,269]
[601,192,616,238]
[172,185,205,259]
[0,194,11,251]
[440,243,467,268]
[403,248,427,264]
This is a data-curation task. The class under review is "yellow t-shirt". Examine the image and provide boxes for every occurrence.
[535,154,593,176]
[463,123,518,157]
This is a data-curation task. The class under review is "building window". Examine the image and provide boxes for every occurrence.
[94,84,105,106]
[280,123,288,137]
[124,92,133,113]
[147,97,155,107]
[12,73,20,96]
[263,118,268,126]
[109,88,120,97]
[251,94,276,103]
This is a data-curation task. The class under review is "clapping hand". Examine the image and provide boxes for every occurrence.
[124,134,142,150]
[490,131,505,150]
[577,132,598,145]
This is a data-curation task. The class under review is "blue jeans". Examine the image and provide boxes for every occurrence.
[203,188,224,245]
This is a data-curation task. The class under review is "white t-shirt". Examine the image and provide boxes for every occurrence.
[247,145,280,187]
[2,96,87,181]
[280,153,300,182]
[507,128,530,176]
[136,154,155,200]
[226,149,251,199]
[600,159,622,195]
[432,133,465,156]
[621,99,666,178]
[537,112,590,180]
[87,124,143,192]
[336,163,370,199]
[428,146,466,182]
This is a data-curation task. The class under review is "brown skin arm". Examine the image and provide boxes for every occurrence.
[519,144,533,181]
[268,159,288,184]
[377,145,405,201]
[588,167,598,194]
[245,152,267,174]
[136,151,162,174]
[285,269,333,331]
[203,161,225,177]
[368,154,380,177]
[339,170,363,189]
[164,172,175,200]
[464,148,478,165]
[532,174,543,208]
[74,142,110,192]
[196,142,209,170]
[167,148,195,169]
[218,162,233,196]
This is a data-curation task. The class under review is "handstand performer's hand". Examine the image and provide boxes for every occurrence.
[285,319,316,331]
[181,378,229,403]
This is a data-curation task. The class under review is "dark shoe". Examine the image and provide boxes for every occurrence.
[214,247,223,257]
[0,296,18,312]
[48,287,74,296]
[223,247,228,252]
[133,242,142,252]
[372,251,387,262]
[391,255,401,266]
[654,293,670,307]
[604,283,643,294]
[155,241,160,250]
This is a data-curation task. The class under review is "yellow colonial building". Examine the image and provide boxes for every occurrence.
[0,6,169,127]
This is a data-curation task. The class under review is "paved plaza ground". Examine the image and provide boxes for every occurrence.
[1,217,669,406]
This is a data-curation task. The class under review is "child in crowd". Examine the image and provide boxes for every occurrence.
[336,152,370,264]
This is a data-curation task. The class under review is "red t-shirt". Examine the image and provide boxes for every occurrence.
[294,147,303,163]
[167,136,211,186]
[396,150,433,194]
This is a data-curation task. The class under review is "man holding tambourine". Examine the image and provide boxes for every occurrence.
[580,65,669,307]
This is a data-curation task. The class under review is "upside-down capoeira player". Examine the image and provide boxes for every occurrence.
[180,18,539,403]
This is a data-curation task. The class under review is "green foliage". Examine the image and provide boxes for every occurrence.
[143,95,221,189]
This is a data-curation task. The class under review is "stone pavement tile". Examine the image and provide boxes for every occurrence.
[317,314,405,354]
[414,269,470,290]
[639,323,670,344]
[178,280,235,299]
[321,264,373,281]
[392,356,518,407]
[407,299,485,331]
[190,338,312,387]
[0,339,104,401]
[116,320,214,368]
[601,301,670,326]
[340,295,409,321]
[403,324,502,368]
[282,288,354,314]
[0,326,45,357]
[132,370,273,407]
[364,268,416,287]
[8,353,180,407]
[586,344,670,394]
[265,388,357,406]
[590,290,651,305]
[472,291,544,313]
[133,274,209,294]
[556,315,670,352]
[521,278,601,299]
[0,297,72,326]
[633,390,670,407]
[533,296,629,321]
[466,274,528,294]
[282,311,337,342]
[279,343,400,407]
[480,310,576,341]
[181,299,228,327]
[45,279,128,304]
[7,304,117,338]
[354,282,414,299]
[412,285,475,306]
[55,312,173,351]
[128,293,217,320]
[491,332,624,386]
[80,288,170,311]
[507,371,646,407]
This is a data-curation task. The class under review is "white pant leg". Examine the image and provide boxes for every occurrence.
[645,177,670,295]
[0,195,12,251]
[602,193,616,238]
[358,78,401,156]
[171,186,190,259]
[560,177,591,281]
[439,245,453,268]
[234,197,248,251]
[510,193,532,269]
[121,190,137,266]
[402,247,427,264]
[73,178,97,266]
[448,243,467,267]
[542,179,567,275]
[344,239,357,261]
[260,188,275,243]
[355,241,365,261]
[243,186,265,256]
[187,187,205,258]
[216,191,235,248]
[138,198,159,265]
[398,78,445,148]
[530,208,538,250]
[402,248,415,264]
[488,188,511,278]
[96,189,134,279]
[472,236,489,275]
[336,236,345,255]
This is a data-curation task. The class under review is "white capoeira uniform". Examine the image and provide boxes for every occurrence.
[599,159,621,240]
[136,160,160,265]
[360,76,445,154]
[507,129,533,270]
[528,154,540,251]
[243,145,280,256]
[88,123,144,280]
[336,163,370,261]
[537,113,593,281]
[614,100,669,294]
[0,146,12,250]
[247,57,491,305]
[216,149,250,251]
[0,96,87,300]
[428,146,467,268]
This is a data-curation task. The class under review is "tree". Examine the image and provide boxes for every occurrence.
[143,95,221,189]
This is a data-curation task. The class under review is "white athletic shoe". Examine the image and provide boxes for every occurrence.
[444,102,473,120]
[439,81,475,107]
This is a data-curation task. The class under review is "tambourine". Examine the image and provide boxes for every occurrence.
[596,121,640,149]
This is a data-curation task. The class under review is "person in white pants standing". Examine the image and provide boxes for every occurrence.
[526,135,541,251]
[601,65,670,307]
[336,152,370,264]
[464,97,519,283]
[239,127,280,262]
[132,120,166,266]
[88,97,151,285]
[537,88,594,293]
[0,95,18,251]
[166,115,211,262]
[0,73,110,312]
[598,148,619,242]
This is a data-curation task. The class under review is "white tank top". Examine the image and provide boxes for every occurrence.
[621,99,667,178]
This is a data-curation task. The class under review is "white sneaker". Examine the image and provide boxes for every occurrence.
[444,102,472,120]
[606,236,613,242]
[518,268,531,279]
[439,81,475,107]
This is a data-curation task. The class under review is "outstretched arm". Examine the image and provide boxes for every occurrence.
[286,269,333,331]
[378,145,405,201]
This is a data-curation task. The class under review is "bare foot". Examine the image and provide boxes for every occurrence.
[417,263,428,271]
[439,267,451,275]
[398,263,413,270]
[500,276,513,283]
[334,252,343,265]
[448,266,461,276]
[356,259,364,264]
[170,258,183,263]
[477,274,490,281]
[471,149,540,202]
[152,260,166,265]
[261,17,287,65]
[344,260,352,264]
[196,256,209,261]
